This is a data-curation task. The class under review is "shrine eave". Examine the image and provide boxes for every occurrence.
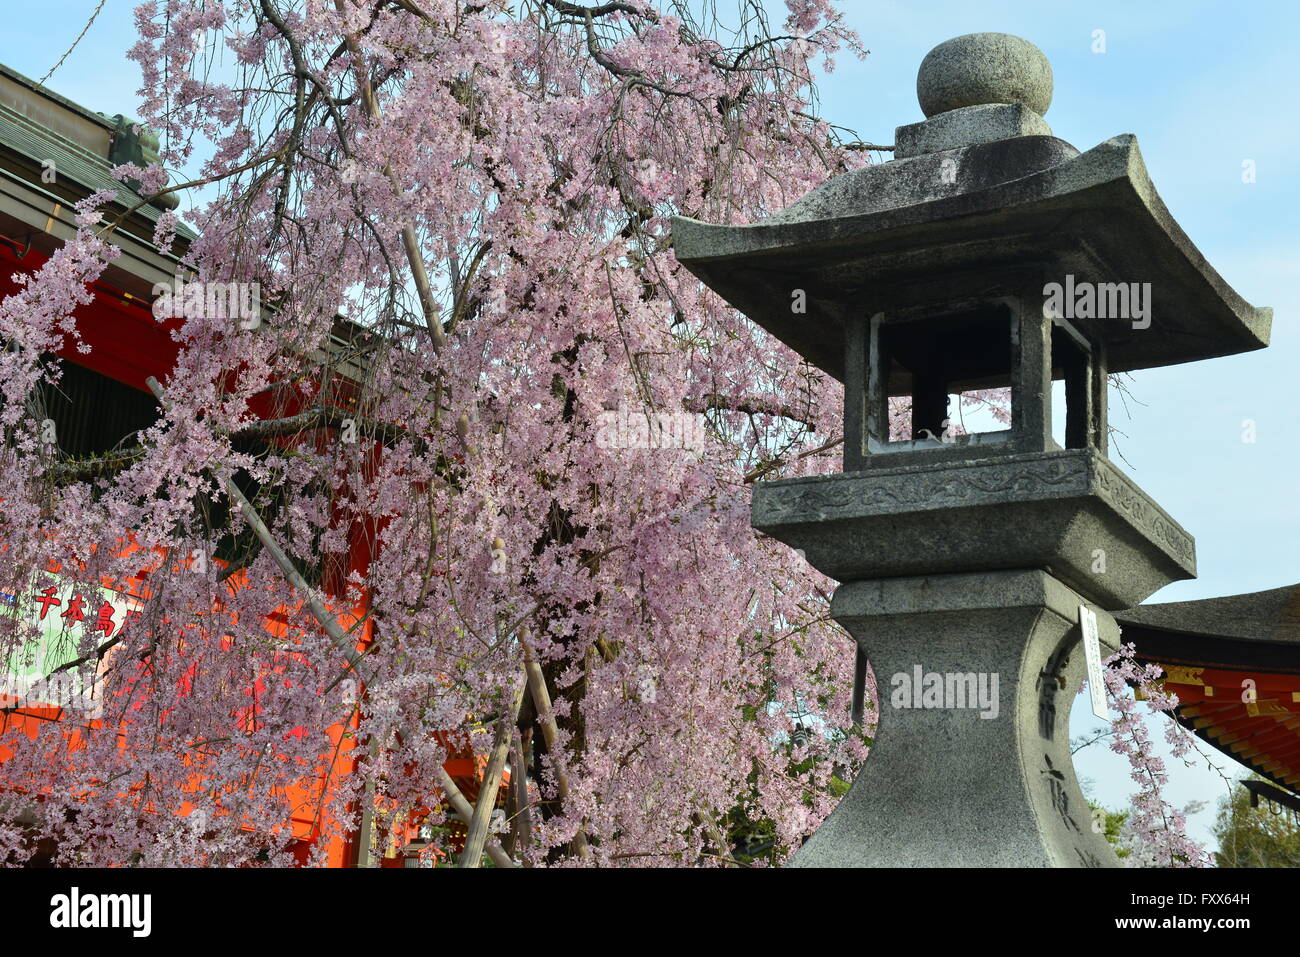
[1117,585,1300,796]
[1116,583,1300,663]
[672,134,1271,382]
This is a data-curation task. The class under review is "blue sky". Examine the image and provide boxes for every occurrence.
[4,0,1298,854]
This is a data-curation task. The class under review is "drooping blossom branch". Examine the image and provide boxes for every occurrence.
[1102,642,1213,867]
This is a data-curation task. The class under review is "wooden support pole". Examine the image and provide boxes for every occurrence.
[459,679,526,868]
[435,767,517,868]
[523,640,593,861]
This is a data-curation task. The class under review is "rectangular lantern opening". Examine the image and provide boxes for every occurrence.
[1050,321,1093,450]
[873,304,1013,445]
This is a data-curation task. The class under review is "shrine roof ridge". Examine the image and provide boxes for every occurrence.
[1117,584,1300,650]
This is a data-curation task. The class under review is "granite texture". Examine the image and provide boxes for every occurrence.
[753,448,1196,610]
[917,32,1054,118]
[895,102,1052,158]
[791,570,1121,867]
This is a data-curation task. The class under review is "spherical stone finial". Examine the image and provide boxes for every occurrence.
[917,33,1053,118]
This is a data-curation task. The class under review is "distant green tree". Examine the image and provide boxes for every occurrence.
[1213,777,1300,868]
[1087,800,1131,860]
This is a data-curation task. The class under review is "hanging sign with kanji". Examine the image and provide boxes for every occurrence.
[0,573,143,714]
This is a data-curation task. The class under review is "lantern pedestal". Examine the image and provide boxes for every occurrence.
[793,569,1121,867]
[754,449,1194,868]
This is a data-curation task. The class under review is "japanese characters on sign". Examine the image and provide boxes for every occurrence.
[0,574,143,715]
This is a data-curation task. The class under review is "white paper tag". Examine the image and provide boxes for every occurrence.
[1079,605,1108,720]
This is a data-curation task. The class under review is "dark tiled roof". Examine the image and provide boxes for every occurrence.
[1117,584,1300,651]
[0,63,195,242]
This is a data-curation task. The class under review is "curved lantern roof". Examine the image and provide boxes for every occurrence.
[672,34,1272,384]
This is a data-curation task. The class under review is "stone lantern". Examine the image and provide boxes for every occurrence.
[672,33,1271,866]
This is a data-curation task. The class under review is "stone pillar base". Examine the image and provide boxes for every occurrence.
[792,569,1121,868]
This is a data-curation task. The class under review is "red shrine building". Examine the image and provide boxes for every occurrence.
[0,63,493,866]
